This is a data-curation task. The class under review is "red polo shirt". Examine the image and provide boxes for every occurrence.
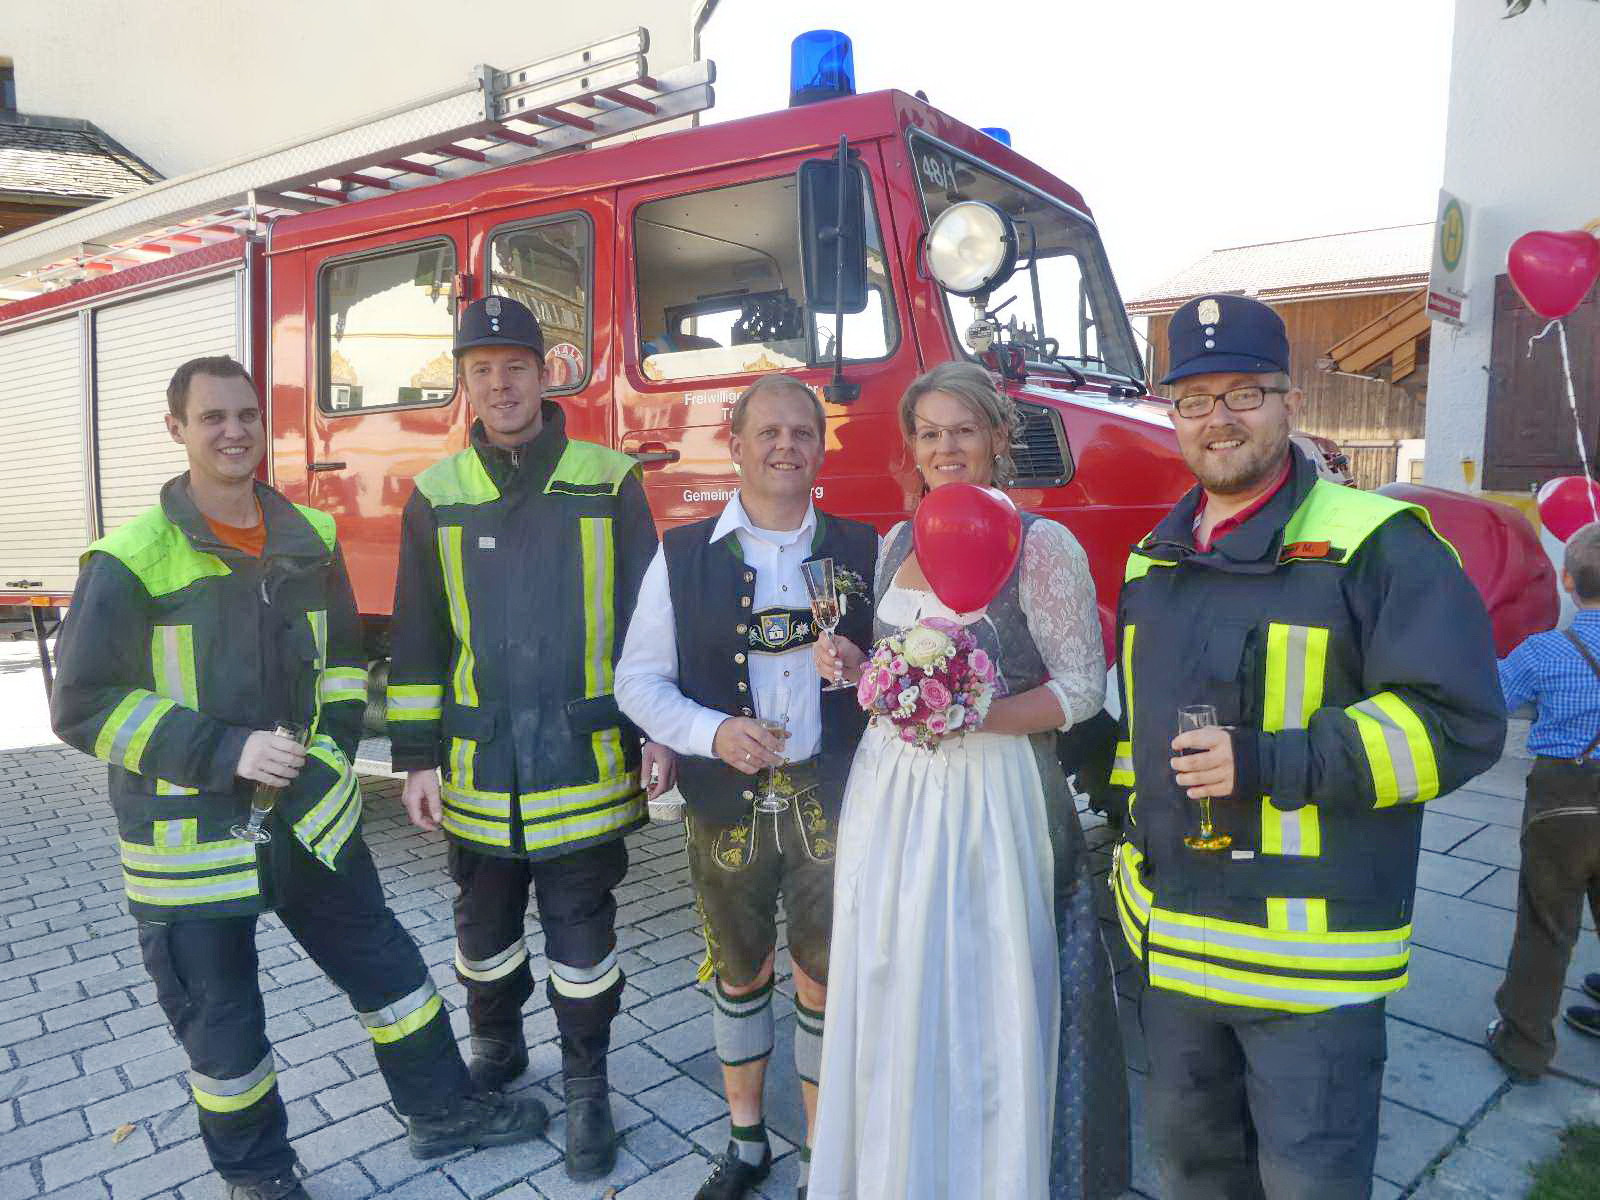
[1192,454,1293,552]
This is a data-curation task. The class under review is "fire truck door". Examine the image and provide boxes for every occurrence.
[304,222,467,616]
[468,199,614,449]
[617,148,917,530]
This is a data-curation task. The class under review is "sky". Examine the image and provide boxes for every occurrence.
[701,0,1455,301]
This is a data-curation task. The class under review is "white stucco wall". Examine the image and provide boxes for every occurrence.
[1424,0,1600,491]
[0,0,713,177]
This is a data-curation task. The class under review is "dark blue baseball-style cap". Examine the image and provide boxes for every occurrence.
[453,295,545,358]
[1161,294,1290,385]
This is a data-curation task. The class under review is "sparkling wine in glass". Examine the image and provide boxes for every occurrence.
[801,557,851,692]
[755,694,792,815]
[231,722,309,845]
[1178,705,1232,852]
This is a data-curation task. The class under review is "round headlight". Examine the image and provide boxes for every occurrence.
[925,201,1018,297]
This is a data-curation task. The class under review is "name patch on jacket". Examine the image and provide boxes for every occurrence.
[749,606,818,654]
[1280,540,1342,563]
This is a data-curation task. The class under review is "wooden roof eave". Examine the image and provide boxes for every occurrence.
[1324,287,1430,380]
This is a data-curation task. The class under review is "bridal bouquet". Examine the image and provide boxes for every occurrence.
[856,617,999,749]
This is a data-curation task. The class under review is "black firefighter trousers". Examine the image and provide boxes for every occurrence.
[448,838,628,1081]
[1142,986,1387,1200]
[138,838,471,1186]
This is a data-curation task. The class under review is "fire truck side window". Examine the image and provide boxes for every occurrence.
[634,173,896,383]
[319,241,457,414]
[489,215,592,393]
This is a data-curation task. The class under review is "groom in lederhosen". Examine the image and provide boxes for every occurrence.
[615,374,876,1200]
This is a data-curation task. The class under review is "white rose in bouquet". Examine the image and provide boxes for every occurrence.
[901,624,953,669]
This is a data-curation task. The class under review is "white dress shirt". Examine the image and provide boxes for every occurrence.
[616,493,823,761]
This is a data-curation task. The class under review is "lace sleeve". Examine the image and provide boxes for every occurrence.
[875,521,906,600]
[1019,519,1106,730]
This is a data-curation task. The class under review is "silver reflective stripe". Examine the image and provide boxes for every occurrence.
[314,786,362,863]
[548,950,619,986]
[189,1052,275,1097]
[358,980,438,1031]
[121,843,255,871]
[110,693,167,766]
[457,939,528,977]
[519,775,638,821]
[522,802,639,848]
[1281,625,1310,730]
[1351,698,1420,800]
[1148,913,1406,962]
[388,692,442,712]
[1283,899,1310,933]
[124,872,259,901]
[1279,808,1303,855]
[1150,956,1389,1008]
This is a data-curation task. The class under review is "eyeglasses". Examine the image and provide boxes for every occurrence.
[1172,386,1286,420]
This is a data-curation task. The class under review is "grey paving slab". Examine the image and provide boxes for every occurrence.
[1416,849,1499,898]
[1450,824,1524,871]
[1421,809,1488,854]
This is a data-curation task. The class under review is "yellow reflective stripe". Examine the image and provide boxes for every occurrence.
[578,517,622,781]
[437,526,479,707]
[442,783,511,817]
[448,736,477,794]
[293,737,361,865]
[1260,799,1321,856]
[549,951,622,999]
[1112,624,1137,786]
[519,773,641,822]
[361,983,443,1044]
[1260,623,1328,855]
[1123,548,1175,583]
[387,683,444,722]
[149,626,199,796]
[319,667,367,705]
[1146,907,1409,969]
[1349,691,1440,807]
[1148,951,1406,1012]
[1266,897,1329,933]
[441,805,514,848]
[1111,845,1149,957]
[190,1055,277,1113]
[307,610,328,671]
[124,870,260,905]
[456,939,529,982]
[522,792,643,852]
[93,690,176,773]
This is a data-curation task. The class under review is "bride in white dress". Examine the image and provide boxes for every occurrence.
[808,363,1129,1200]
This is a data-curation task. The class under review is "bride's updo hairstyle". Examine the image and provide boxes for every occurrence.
[897,360,1021,490]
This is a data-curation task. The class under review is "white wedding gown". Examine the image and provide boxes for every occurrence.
[808,520,1107,1200]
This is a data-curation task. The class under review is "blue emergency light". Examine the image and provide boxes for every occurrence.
[980,127,1013,147]
[790,30,856,107]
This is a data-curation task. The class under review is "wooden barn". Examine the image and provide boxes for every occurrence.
[1129,225,1432,490]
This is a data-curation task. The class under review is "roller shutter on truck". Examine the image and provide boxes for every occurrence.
[93,273,243,536]
[0,316,91,594]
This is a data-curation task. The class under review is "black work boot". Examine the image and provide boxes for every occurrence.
[694,1141,773,1199]
[467,1029,529,1092]
[564,1075,618,1180]
[225,1173,311,1200]
[408,1090,549,1160]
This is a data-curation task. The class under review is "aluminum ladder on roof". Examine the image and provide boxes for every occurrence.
[0,27,714,295]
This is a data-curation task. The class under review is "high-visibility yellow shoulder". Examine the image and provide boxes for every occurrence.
[87,507,229,598]
[546,439,638,496]
[415,449,500,508]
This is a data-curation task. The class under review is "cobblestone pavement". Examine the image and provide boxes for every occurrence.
[0,700,1598,1198]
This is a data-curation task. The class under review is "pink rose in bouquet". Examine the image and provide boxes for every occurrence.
[856,617,998,750]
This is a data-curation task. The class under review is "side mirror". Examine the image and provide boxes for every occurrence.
[798,157,868,315]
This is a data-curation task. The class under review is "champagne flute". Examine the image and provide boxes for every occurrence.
[754,691,792,814]
[1178,705,1232,851]
[231,722,309,844]
[801,557,850,691]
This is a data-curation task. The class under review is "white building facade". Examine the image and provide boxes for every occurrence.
[1425,0,1600,496]
[0,0,714,177]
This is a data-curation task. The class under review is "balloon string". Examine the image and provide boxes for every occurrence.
[1529,317,1600,527]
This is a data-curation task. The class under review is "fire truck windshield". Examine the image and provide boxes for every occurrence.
[909,130,1143,384]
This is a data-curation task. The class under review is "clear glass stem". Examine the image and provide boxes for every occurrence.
[1197,797,1214,838]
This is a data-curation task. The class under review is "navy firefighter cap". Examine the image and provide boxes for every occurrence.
[1161,294,1290,385]
[453,295,545,358]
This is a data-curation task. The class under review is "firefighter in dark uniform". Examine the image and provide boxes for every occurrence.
[388,297,671,1181]
[1109,296,1507,1199]
[50,356,544,1200]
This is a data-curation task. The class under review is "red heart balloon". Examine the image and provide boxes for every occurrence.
[913,483,1023,613]
[1536,474,1600,542]
[1508,230,1600,320]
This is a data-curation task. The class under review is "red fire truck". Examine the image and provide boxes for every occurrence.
[0,28,1554,709]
